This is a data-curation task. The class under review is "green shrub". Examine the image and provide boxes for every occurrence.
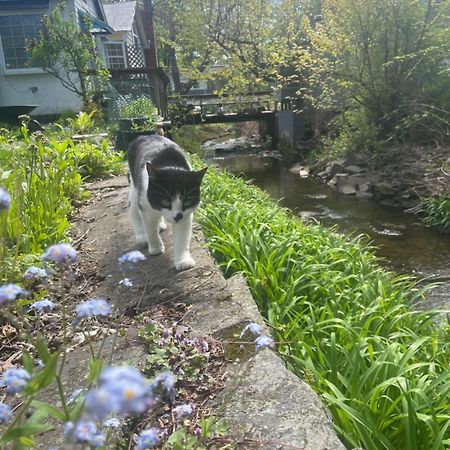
[195,161,450,450]
[0,123,123,280]
[119,97,159,122]
[423,195,450,232]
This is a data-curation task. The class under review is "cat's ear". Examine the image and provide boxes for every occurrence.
[146,162,157,177]
[195,167,207,181]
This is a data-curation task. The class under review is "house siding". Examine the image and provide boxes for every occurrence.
[0,0,100,116]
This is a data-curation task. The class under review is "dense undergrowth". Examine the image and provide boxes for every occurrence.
[0,119,123,282]
[423,195,450,232]
[195,161,450,450]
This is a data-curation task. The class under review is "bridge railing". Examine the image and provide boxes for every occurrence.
[168,91,278,118]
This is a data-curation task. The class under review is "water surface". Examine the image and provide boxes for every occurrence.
[209,153,450,309]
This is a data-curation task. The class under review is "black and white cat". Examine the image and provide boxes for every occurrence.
[127,135,207,271]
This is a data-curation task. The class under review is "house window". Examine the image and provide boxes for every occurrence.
[104,42,126,69]
[0,14,43,70]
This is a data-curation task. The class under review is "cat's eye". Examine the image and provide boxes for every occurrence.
[183,199,196,208]
[161,199,171,208]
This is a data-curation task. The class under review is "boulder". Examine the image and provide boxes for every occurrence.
[328,160,346,178]
[345,165,365,174]
[339,185,357,195]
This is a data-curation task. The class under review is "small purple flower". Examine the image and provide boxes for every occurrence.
[135,428,159,450]
[119,278,133,287]
[118,250,146,265]
[90,432,106,448]
[30,299,55,313]
[255,335,274,350]
[193,338,209,353]
[240,321,262,338]
[153,371,175,392]
[0,187,11,211]
[1,367,31,394]
[23,266,47,281]
[90,366,153,417]
[0,283,27,306]
[85,388,119,420]
[42,243,77,266]
[65,420,98,444]
[194,427,202,437]
[103,417,121,428]
[173,403,193,419]
[75,299,111,319]
[0,402,13,423]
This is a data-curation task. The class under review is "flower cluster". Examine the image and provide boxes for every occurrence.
[240,321,262,338]
[173,403,194,419]
[1,367,31,394]
[75,299,111,320]
[0,283,27,306]
[240,321,274,350]
[255,335,274,350]
[64,420,105,448]
[23,266,47,282]
[85,366,153,419]
[42,243,77,266]
[0,187,11,211]
[0,403,13,423]
[135,428,159,450]
[30,298,56,313]
[118,250,146,265]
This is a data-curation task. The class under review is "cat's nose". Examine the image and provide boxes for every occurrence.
[174,213,183,222]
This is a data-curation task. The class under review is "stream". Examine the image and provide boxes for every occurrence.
[202,138,450,310]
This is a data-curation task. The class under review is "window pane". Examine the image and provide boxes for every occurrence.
[104,43,126,69]
[0,14,43,69]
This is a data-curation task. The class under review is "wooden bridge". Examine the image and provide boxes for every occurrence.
[168,91,280,125]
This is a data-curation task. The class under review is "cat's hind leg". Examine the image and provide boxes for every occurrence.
[129,186,146,245]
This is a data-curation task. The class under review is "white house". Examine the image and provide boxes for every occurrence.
[0,0,159,119]
[0,0,113,117]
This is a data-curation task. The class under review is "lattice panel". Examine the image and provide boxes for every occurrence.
[126,45,145,68]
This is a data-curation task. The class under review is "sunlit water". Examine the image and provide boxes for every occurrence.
[206,149,450,309]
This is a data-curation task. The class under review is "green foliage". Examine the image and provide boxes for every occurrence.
[299,0,450,145]
[423,195,450,231]
[0,123,123,279]
[30,5,108,107]
[119,97,159,123]
[195,160,450,450]
[66,111,97,134]
[139,322,210,384]
[168,94,197,127]
[321,107,384,157]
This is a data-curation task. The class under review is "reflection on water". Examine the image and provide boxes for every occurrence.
[210,154,450,282]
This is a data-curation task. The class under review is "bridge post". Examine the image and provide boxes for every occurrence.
[262,115,278,149]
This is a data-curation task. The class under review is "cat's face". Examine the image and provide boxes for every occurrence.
[146,163,207,224]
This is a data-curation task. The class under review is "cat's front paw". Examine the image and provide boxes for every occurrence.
[148,244,165,255]
[175,255,195,271]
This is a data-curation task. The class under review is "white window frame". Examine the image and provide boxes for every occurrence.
[0,11,46,75]
[102,41,127,69]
